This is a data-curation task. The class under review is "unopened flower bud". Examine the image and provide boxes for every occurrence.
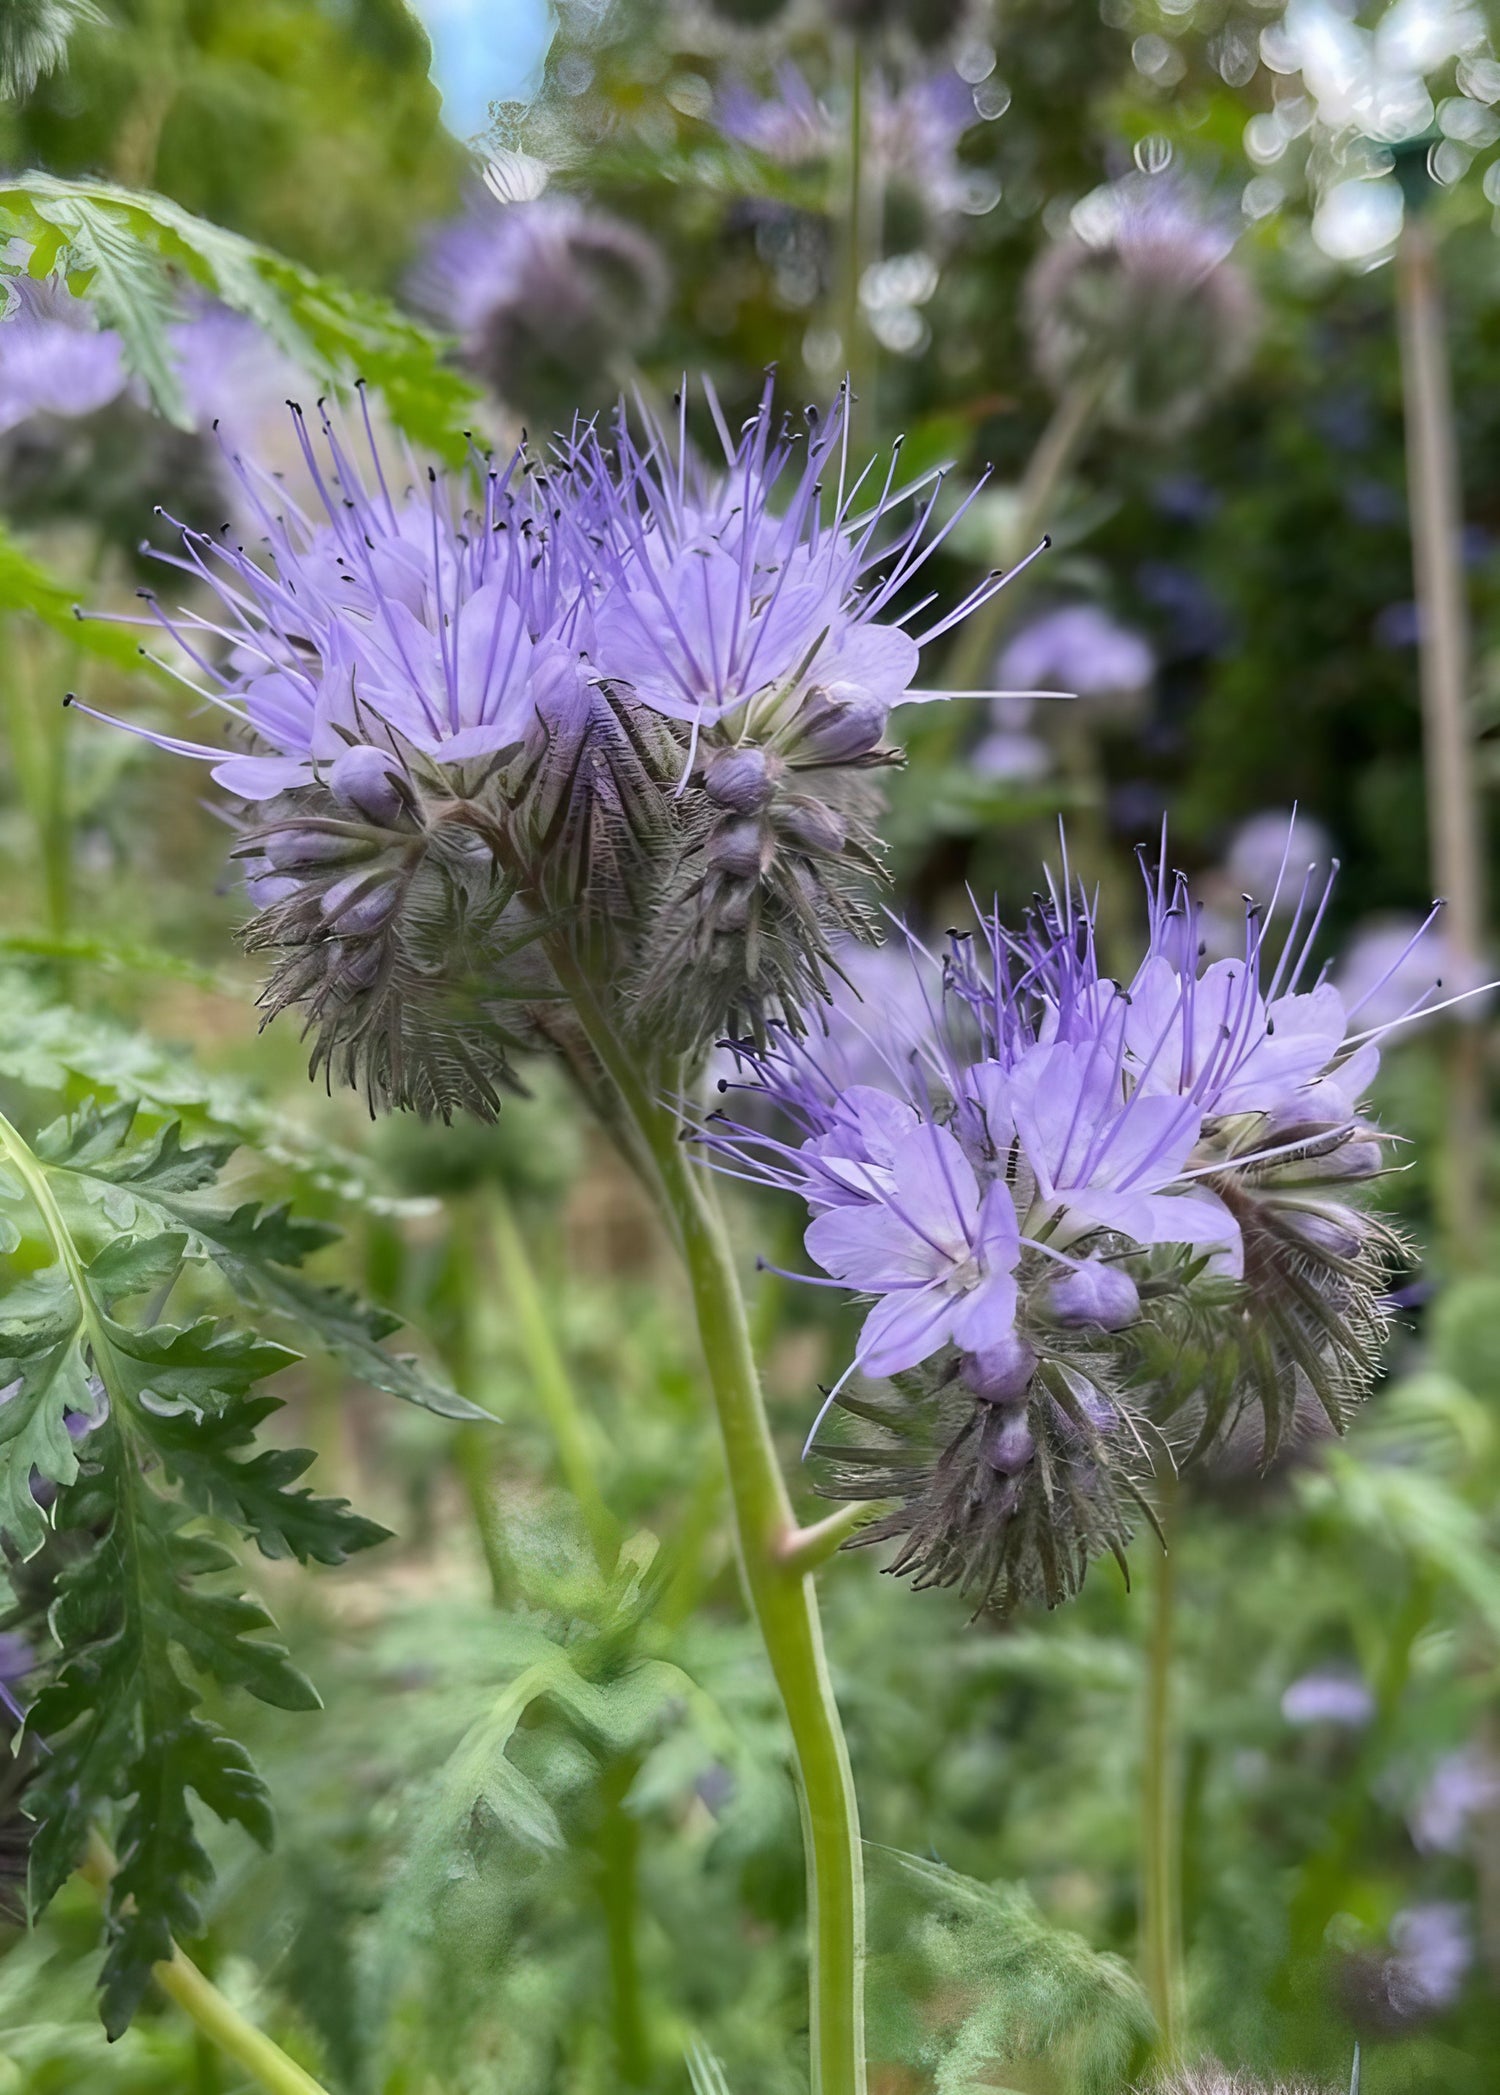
[795,695,887,763]
[708,816,771,879]
[1047,1261,1140,1331]
[776,798,848,856]
[264,825,373,871]
[321,872,398,935]
[1285,1206,1364,1261]
[963,1333,1038,1403]
[329,743,405,825]
[982,1410,1037,1476]
[704,744,777,813]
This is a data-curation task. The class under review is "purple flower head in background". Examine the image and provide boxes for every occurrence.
[411,189,667,426]
[1280,1666,1374,1728]
[717,64,982,221]
[974,693,1051,784]
[1410,1743,1500,1855]
[717,63,834,166]
[1340,1902,1474,2032]
[1223,808,1333,912]
[0,268,128,433]
[1335,912,1490,1037]
[1026,172,1258,438]
[999,604,1154,704]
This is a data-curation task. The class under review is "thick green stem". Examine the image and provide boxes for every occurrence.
[82,1838,330,2095]
[1140,1482,1182,2061]
[548,955,867,2092]
[598,1751,650,2087]
[1396,219,1487,1261]
[641,1125,866,2095]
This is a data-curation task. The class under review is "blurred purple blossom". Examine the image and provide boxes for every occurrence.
[974,694,1051,784]
[1382,1902,1472,2019]
[1223,809,1333,914]
[717,63,982,218]
[1026,174,1256,438]
[998,605,1154,702]
[1280,1667,1373,1729]
[1373,600,1421,649]
[1411,1744,1500,1855]
[409,192,666,418]
[0,269,128,435]
[1336,914,1488,1038]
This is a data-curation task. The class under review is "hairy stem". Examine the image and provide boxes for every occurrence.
[80,1839,330,2095]
[548,956,867,2091]
[1140,1480,1182,2060]
[1396,219,1487,1260]
[641,1123,865,2094]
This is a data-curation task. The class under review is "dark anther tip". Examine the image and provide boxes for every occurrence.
[62,692,75,707]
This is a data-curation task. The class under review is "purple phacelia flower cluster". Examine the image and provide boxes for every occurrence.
[717,62,984,223]
[1026,173,1258,438]
[80,378,1046,1117]
[703,838,1423,1611]
[410,192,667,427]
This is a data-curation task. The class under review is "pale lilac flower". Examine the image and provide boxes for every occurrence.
[702,838,1414,1604]
[805,1122,1021,1377]
[718,64,981,221]
[1411,1744,1500,1855]
[76,403,587,799]
[0,270,128,434]
[974,694,1051,784]
[999,605,1154,703]
[1336,913,1489,1038]
[1280,1667,1374,1728]
[1224,810,1333,912]
[567,376,1045,750]
[1382,1902,1472,2018]
[717,64,833,166]
[1007,1038,1240,1262]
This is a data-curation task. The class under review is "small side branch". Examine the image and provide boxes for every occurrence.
[776,1502,878,1578]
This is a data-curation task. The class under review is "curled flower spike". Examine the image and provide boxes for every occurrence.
[81,379,1054,1115]
[702,831,1442,1613]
